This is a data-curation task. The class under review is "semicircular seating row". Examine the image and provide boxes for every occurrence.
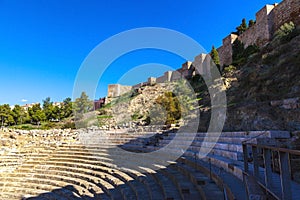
[0,132,226,200]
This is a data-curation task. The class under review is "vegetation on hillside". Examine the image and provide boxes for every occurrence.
[220,21,300,131]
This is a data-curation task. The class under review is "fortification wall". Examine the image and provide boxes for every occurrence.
[156,75,167,83]
[193,53,207,75]
[218,0,299,66]
[272,0,300,31]
[107,84,132,98]
[217,34,238,66]
[148,77,156,85]
[181,61,193,78]
[156,71,173,83]
[171,70,182,81]
[238,5,275,48]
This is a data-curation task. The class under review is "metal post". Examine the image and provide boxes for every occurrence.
[279,151,292,200]
[252,146,259,179]
[243,144,249,172]
[271,151,275,172]
[194,152,197,172]
[263,148,272,189]
[209,158,212,180]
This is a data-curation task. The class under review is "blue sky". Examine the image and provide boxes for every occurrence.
[0,0,279,105]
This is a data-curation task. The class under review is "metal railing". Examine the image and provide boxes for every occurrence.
[242,143,300,200]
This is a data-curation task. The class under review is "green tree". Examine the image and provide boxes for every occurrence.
[12,105,27,125]
[43,97,55,121]
[210,45,221,71]
[155,92,181,125]
[0,104,14,126]
[248,19,255,28]
[28,103,46,125]
[73,92,93,120]
[52,105,61,121]
[236,18,248,35]
[232,39,259,67]
[232,39,245,66]
[61,97,73,118]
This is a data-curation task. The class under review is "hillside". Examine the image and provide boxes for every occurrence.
[97,80,201,132]
[222,31,300,132]
[97,26,300,136]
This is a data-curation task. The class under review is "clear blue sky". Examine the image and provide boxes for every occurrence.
[0,0,279,105]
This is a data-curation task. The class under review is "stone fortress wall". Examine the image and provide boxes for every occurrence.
[107,84,132,98]
[218,0,300,66]
[107,0,300,98]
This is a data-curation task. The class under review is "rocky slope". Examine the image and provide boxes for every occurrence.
[222,34,300,132]
[99,83,175,128]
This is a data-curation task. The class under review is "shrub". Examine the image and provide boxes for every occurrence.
[155,92,181,125]
[244,44,259,56]
[232,39,245,66]
[131,113,142,121]
[274,21,295,41]
[232,39,260,67]
[41,122,57,130]
[223,65,237,73]
[62,121,76,129]
[20,124,34,130]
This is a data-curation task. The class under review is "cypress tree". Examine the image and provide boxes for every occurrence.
[248,19,255,28]
[236,18,248,35]
[210,45,221,71]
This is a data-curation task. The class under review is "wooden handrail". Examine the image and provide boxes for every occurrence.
[244,143,300,156]
[242,143,299,200]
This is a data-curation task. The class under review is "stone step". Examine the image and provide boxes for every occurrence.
[183,151,245,180]
[92,167,137,200]
[160,136,248,144]
[32,168,121,199]
[0,192,33,200]
[195,141,243,152]
[0,179,82,198]
[156,140,243,152]
[0,173,97,197]
[0,187,55,199]
[142,173,165,199]
[155,144,243,161]
[151,170,182,200]
[165,131,290,139]
[38,160,139,200]
[162,165,203,199]
[173,161,224,200]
